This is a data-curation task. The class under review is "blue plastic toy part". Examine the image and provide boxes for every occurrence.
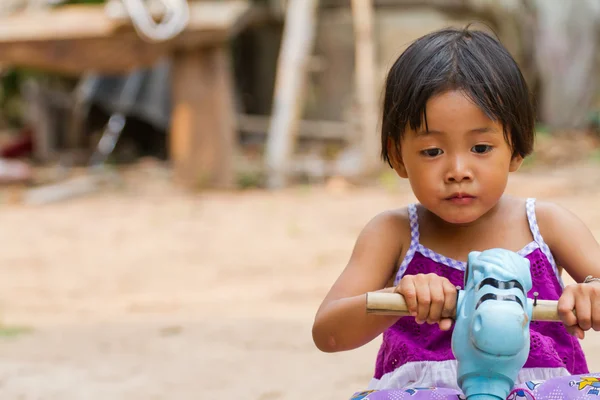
[451,249,534,400]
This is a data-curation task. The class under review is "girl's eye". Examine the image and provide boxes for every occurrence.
[472,144,492,154]
[421,148,443,157]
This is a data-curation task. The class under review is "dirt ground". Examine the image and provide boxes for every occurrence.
[1,161,600,399]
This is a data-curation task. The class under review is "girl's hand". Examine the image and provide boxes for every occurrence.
[557,281,600,339]
[396,273,457,331]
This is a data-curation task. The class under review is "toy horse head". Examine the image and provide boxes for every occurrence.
[452,249,534,400]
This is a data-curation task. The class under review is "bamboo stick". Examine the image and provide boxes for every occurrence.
[366,292,567,322]
[351,0,380,177]
[264,0,319,189]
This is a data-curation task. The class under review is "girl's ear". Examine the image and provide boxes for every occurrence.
[509,154,524,172]
[387,139,408,178]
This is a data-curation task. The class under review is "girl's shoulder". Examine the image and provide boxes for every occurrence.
[363,207,412,241]
[529,198,600,281]
[529,199,586,249]
[364,207,413,285]
[498,196,567,236]
[503,195,569,223]
[358,207,414,259]
[532,199,572,221]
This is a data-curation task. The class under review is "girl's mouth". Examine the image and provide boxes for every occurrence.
[446,193,476,204]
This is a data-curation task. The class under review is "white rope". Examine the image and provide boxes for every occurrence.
[106,0,190,43]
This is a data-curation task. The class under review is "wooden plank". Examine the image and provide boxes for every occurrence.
[0,34,167,75]
[351,0,380,176]
[170,46,236,189]
[321,0,466,8]
[0,1,255,75]
[237,114,349,141]
[0,30,226,75]
[23,174,103,205]
[0,1,251,43]
[264,0,319,189]
[0,6,120,42]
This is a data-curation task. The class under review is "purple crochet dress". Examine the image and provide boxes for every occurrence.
[350,198,592,400]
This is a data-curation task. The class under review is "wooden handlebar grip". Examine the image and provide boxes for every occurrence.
[366,292,412,317]
[531,299,565,322]
[366,292,564,322]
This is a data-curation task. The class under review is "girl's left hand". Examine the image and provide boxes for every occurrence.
[557,281,600,339]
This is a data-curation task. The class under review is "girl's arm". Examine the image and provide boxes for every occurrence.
[538,201,600,283]
[537,201,600,338]
[312,210,410,353]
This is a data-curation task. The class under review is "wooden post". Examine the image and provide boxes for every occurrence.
[21,79,55,163]
[264,0,319,189]
[170,45,236,189]
[351,0,381,177]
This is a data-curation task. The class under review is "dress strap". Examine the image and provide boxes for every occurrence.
[394,204,420,286]
[526,198,563,287]
[408,203,420,244]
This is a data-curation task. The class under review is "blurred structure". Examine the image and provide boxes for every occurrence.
[528,0,600,131]
[0,0,253,196]
[0,0,598,193]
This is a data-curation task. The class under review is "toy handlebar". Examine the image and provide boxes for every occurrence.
[366,292,566,322]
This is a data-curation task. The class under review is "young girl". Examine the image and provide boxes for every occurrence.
[312,27,600,400]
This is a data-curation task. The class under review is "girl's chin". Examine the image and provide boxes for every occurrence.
[432,210,482,226]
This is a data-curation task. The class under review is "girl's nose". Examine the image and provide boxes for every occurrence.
[445,156,473,183]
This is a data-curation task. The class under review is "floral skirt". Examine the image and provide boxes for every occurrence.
[350,373,600,399]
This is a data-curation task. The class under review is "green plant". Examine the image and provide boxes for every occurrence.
[589,148,600,163]
[0,324,33,338]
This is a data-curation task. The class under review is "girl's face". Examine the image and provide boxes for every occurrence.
[391,90,523,225]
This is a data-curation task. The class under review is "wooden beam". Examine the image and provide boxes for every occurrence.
[320,0,466,8]
[351,0,381,176]
[237,114,349,141]
[0,1,251,43]
[0,1,254,75]
[0,30,235,75]
[170,46,236,189]
[264,0,319,189]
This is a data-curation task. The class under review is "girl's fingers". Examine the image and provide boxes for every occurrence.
[427,277,445,324]
[575,292,592,331]
[557,289,578,328]
[414,275,431,324]
[398,277,418,317]
[591,288,600,331]
[441,279,458,318]
[398,274,456,326]
[439,318,453,331]
[567,325,585,340]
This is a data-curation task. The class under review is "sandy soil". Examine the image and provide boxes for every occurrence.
[0,161,600,399]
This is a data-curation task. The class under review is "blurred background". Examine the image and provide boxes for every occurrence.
[0,0,599,398]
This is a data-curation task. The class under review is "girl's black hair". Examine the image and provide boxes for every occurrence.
[381,26,535,166]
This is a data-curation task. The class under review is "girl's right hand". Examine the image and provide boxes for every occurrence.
[396,273,457,331]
